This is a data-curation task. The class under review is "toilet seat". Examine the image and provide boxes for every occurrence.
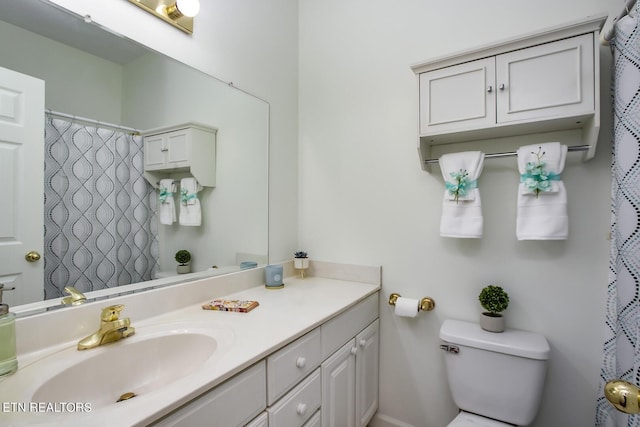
[447,412,515,427]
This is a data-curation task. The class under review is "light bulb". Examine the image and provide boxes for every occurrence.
[175,0,200,17]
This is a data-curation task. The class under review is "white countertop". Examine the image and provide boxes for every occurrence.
[0,274,379,426]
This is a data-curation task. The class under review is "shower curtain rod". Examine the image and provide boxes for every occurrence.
[423,144,590,165]
[46,109,140,135]
[601,0,636,44]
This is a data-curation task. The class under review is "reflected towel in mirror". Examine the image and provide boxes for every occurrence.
[179,177,202,226]
[159,179,176,225]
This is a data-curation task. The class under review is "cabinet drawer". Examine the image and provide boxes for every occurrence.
[321,293,378,359]
[268,369,321,427]
[246,411,269,427]
[150,361,266,427]
[267,328,321,405]
[303,410,321,427]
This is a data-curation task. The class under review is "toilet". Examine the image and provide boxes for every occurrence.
[439,319,550,426]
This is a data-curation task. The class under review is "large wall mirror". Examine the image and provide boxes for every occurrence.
[0,0,269,314]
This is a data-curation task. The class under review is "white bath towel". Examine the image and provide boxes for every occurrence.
[179,177,203,226]
[439,151,485,238]
[158,179,176,225]
[516,142,568,240]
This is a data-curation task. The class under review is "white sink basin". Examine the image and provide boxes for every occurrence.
[0,322,234,412]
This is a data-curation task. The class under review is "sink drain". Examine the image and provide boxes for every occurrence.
[117,392,136,402]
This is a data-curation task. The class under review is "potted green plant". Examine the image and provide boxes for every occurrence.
[293,251,309,269]
[175,249,192,274]
[478,285,509,332]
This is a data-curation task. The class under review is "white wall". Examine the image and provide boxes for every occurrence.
[0,20,123,122]
[298,1,619,426]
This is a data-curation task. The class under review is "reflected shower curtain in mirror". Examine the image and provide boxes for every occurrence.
[596,4,640,426]
[43,117,159,299]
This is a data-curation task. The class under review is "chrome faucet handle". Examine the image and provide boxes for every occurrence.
[101,305,125,322]
[61,286,87,306]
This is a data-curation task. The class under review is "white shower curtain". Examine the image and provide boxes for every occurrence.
[596,3,640,426]
[43,117,159,298]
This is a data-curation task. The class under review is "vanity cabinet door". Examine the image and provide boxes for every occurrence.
[321,339,357,427]
[419,57,496,134]
[355,319,379,427]
[495,33,594,124]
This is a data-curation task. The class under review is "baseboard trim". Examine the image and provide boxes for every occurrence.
[368,413,416,427]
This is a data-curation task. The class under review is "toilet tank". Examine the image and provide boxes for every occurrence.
[440,320,550,426]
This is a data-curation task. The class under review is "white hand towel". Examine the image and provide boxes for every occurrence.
[179,177,203,226]
[439,151,485,238]
[516,142,568,240]
[158,179,176,225]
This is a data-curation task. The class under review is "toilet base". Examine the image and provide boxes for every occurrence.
[447,411,516,427]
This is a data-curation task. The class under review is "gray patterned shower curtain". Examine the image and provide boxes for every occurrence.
[596,3,640,426]
[43,116,158,299]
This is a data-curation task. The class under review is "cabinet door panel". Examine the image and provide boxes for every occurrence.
[419,57,496,134]
[166,130,190,166]
[321,340,356,427]
[355,319,379,427]
[496,33,594,123]
[144,134,167,170]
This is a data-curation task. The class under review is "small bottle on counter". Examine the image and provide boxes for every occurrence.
[0,285,17,376]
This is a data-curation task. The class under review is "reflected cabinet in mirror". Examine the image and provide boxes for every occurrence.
[0,0,269,314]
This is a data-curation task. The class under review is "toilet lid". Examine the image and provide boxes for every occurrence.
[448,412,513,427]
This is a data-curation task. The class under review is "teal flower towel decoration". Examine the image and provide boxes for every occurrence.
[181,187,198,206]
[445,169,477,204]
[159,186,172,204]
[520,147,561,197]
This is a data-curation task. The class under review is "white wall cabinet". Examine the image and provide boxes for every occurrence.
[419,34,594,135]
[321,319,379,427]
[143,123,217,187]
[412,15,605,170]
[149,292,379,427]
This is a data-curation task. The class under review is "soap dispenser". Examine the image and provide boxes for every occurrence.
[0,284,17,376]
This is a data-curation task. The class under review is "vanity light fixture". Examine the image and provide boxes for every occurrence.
[127,0,200,34]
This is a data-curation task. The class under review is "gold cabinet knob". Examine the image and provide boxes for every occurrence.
[25,251,41,262]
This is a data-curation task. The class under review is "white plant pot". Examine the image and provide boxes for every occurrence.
[177,264,191,274]
[294,258,309,269]
[480,313,505,333]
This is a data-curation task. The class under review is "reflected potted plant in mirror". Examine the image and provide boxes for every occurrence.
[175,250,192,274]
[478,285,509,333]
[294,251,309,278]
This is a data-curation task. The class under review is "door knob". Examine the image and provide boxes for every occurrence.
[605,379,640,414]
[25,251,41,262]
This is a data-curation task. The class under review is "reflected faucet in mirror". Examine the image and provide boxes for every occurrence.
[77,305,135,350]
[61,287,87,306]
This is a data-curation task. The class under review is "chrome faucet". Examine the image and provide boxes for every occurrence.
[61,286,87,306]
[77,305,135,350]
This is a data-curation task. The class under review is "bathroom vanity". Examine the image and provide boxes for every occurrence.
[0,262,380,427]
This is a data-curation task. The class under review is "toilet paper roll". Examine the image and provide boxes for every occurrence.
[394,297,419,318]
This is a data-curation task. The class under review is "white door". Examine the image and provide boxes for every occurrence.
[0,66,44,306]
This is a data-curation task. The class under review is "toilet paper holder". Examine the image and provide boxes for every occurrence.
[388,293,436,312]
